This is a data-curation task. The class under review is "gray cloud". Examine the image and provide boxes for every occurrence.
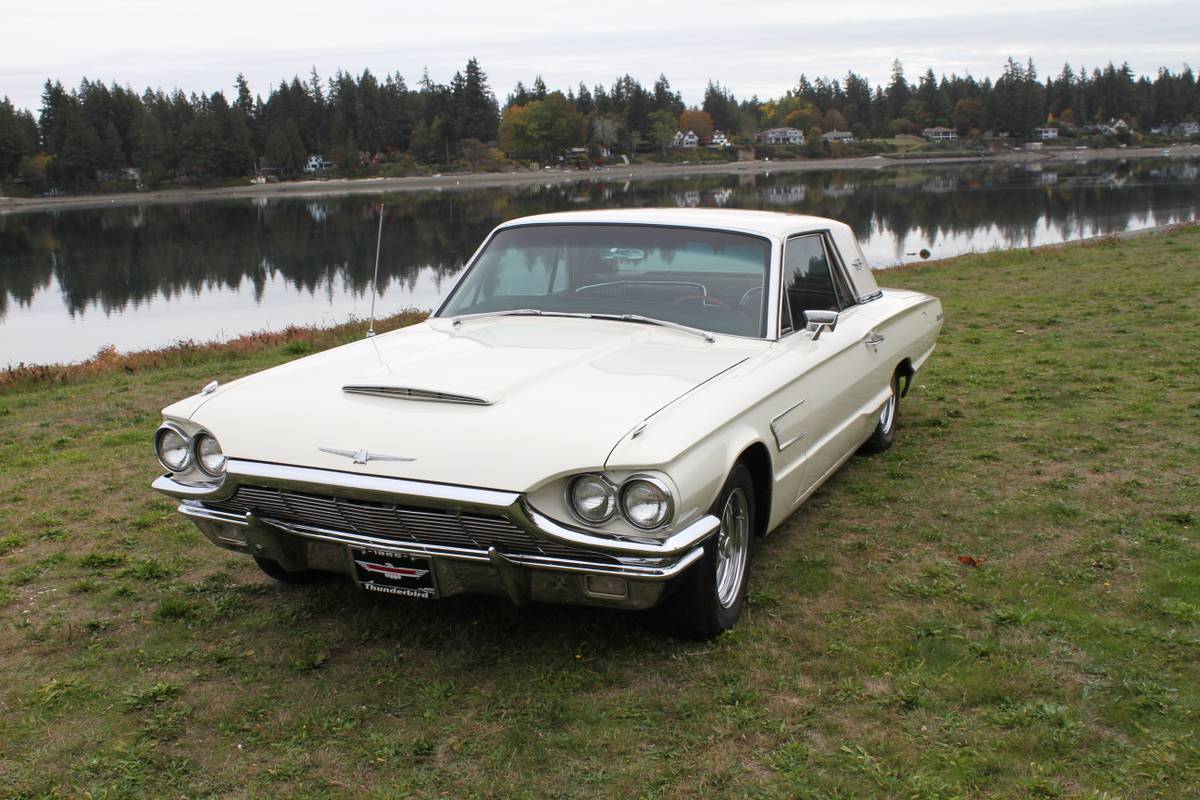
[1,0,1195,110]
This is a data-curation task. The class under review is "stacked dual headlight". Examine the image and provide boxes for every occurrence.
[568,474,673,530]
[154,424,226,478]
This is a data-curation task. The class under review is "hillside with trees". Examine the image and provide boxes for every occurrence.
[1,57,1197,194]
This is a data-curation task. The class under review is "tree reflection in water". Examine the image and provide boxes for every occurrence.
[1,157,1196,363]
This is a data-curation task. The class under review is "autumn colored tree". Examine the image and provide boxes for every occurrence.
[677,110,714,141]
[784,107,816,131]
[499,92,585,161]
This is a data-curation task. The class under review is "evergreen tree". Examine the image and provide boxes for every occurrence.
[0,97,38,180]
[886,60,911,121]
[458,58,498,142]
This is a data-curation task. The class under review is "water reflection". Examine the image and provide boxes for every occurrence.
[1,157,1197,364]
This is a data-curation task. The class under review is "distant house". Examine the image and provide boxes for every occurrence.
[708,130,732,148]
[921,126,958,142]
[1174,121,1199,137]
[1109,118,1130,132]
[1034,127,1059,140]
[304,154,333,173]
[672,130,700,148]
[821,130,855,144]
[755,127,805,146]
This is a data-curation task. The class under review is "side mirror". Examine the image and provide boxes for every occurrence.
[804,310,839,340]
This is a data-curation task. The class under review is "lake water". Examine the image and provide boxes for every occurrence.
[2,156,1198,365]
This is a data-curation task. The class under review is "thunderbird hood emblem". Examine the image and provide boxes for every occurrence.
[319,447,416,464]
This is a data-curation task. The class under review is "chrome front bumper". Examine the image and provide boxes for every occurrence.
[153,459,719,609]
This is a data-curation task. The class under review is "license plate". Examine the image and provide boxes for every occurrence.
[350,548,437,599]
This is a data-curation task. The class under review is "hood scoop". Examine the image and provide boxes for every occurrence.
[342,384,493,406]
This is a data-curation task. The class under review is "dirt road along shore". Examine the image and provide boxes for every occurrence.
[2,145,1195,216]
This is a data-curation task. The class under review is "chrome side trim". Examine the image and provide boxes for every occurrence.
[770,398,808,451]
[155,459,722,558]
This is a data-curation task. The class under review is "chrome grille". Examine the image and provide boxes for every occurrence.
[202,486,614,561]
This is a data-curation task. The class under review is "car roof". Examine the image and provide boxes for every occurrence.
[494,208,850,240]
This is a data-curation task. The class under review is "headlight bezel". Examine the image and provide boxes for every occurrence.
[618,474,675,530]
[192,432,227,478]
[564,471,675,532]
[154,422,194,473]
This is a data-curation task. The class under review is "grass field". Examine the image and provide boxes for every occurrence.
[1,229,1198,798]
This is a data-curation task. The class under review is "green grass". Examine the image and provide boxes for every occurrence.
[1,229,1198,797]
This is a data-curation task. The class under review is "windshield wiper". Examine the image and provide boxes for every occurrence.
[449,308,716,343]
[582,313,716,343]
[448,308,547,325]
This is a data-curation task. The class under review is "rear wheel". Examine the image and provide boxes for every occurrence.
[861,372,900,454]
[661,464,755,640]
[253,556,324,584]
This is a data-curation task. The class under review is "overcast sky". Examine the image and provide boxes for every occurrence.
[3,0,1197,112]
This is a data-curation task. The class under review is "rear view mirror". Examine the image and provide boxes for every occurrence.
[603,247,646,263]
[804,310,839,340]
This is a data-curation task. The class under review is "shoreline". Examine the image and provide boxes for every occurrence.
[2,144,1196,216]
[4,221,1193,378]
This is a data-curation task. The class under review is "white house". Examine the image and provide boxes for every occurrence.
[755,127,805,146]
[1174,121,1199,137]
[709,130,731,148]
[921,126,958,142]
[1034,127,1059,140]
[821,130,855,144]
[304,154,333,173]
[672,130,700,148]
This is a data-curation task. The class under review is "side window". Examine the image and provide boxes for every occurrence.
[783,235,852,329]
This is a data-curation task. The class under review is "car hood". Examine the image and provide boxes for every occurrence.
[171,316,760,491]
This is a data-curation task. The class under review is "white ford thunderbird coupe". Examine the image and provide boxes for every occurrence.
[152,209,942,638]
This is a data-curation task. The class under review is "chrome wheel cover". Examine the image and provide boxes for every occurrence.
[715,487,750,608]
[879,385,897,433]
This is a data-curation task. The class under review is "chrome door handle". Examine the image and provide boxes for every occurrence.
[863,332,885,348]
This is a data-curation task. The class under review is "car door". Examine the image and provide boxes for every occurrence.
[780,233,886,497]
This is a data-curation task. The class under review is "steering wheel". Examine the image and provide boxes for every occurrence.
[671,293,730,308]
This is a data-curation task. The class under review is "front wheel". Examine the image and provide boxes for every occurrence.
[661,463,755,640]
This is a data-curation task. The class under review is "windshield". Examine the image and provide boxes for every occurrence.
[438,224,771,337]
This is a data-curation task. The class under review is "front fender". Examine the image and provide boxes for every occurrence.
[606,414,771,531]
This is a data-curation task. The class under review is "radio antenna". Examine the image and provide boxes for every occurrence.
[366,203,384,337]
